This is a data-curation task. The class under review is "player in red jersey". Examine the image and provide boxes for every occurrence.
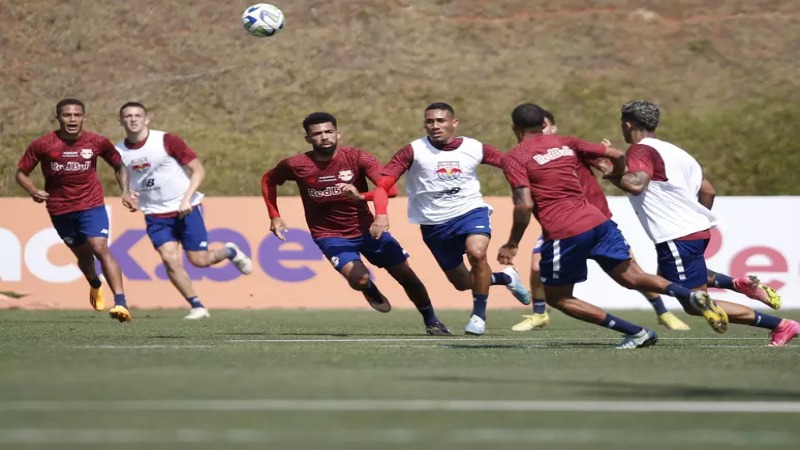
[261,112,450,335]
[497,103,728,349]
[16,99,136,322]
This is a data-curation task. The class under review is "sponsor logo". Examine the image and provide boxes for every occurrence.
[533,146,575,165]
[80,148,94,159]
[199,241,208,248]
[62,151,79,157]
[100,229,109,235]
[130,157,152,173]
[338,170,353,182]
[330,256,340,267]
[435,161,462,181]
[307,186,343,198]
[50,161,91,172]
[317,175,337,183]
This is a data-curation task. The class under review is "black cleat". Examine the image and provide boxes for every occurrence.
[363,290,391,313]
[426,321,451,335]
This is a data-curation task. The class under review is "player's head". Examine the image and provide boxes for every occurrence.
[119,101,150,135]
[424,102,458,145]
[511,103,547,142]
[620,100,659,143]
[54,98,86,138]
[542,109,558,135]
[303,112,340,155]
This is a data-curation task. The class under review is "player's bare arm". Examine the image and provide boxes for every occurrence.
[114,163,137,212]
[336,183,365,201]
[498,186,534,265]
[261,169,288,241]
[609,170,651,196]
[601,145,628,177]
[698,176,716,210]
[179,159,205,218]
[15,169,49,203]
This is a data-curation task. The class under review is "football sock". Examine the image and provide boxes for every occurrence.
[602,314,644,335]
[490,272,512,286]
[365,280,382,298]
[472,293,489,320]
[186,296,204,309]
[648,295,669,315]
[711,273,735,290]
[418,305,439,326]
[224,246,237,260]
[88,277,102,289]
[664,283,694,307]
[753,311,783,330]
[113,294,128,308]
[532,298,547,314]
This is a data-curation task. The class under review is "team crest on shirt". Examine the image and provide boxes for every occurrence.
[80,148,94,159]
[130,157,152,173]
[435,161,462,181]
[337,170,354,182]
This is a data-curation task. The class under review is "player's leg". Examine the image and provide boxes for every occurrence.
[315,236,390,312]
[182,206,252,274]
[50,210,105,311]
[707,269,781,309]
[512,237,550,331]
[629,250,690,331]
[361,232,449,334]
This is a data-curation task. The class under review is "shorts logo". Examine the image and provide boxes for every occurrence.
[80,148,94,159]
[100,229,109,235]
[199,241,208,248]
[435,161,462,181]
[63,237,74,245]
[130,157,152,173]
[330,256,340,267]
[338,170,353,182]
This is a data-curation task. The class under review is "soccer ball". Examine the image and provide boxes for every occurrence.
[241,4,285,37]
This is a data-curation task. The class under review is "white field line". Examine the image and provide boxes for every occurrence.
[0,427,796,445]
[2,399,800,413]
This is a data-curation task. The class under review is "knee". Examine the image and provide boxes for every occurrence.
[160,251,182,270]
[452,280,471,291]
[348,273,371,291]
[186,252,209,267]
[466,248,487,266]
[88,240,109,256]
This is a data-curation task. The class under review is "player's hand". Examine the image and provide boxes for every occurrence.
[177,198,192,218]
[497,242,519,265]
[335,183,365,201]
[601,139,613,148]
[29,190,49,203]
[270,217,289,241]
[370,214,390,240]
[122,192,139,212]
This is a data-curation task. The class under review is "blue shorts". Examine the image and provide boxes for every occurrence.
[539,220,631,286]
[50,205,110,248]
[533,235,544,254]
[145,205,209,251]
[420,207,491,271]
[314,232,409,271]
[655,238,709,288]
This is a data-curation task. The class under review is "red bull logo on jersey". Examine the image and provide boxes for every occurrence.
[337,170,353,182]
[50,161,91,172]
[80,148,94,159]
[435,161,462,181]
[533,146,575,165]
[130,157,152,173]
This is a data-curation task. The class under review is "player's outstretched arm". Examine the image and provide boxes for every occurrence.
[698,176,716,210]
[369,176,398,239]
[15,169,48,203]
[261,169,288,241]
[481,144,505,168]
[498,186,534,265]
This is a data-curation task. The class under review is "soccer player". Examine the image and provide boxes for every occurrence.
[607,100,796,346]
[370,102,531,335]
[16,98,135,322]
[261,112,450,335]
[115,102,253,320]
[498,103,728,349]
[512,109,692,332]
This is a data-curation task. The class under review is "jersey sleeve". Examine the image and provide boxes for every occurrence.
[356,150,384,184]
[625,144,657,177]
[563,136,607,157]
[501,152,530,189]
[268,159,296,185]
[481,144,504,168]
[98,136,122,166]
[164,133,198,165]
[17,141,42,174]
[381,144,414,178]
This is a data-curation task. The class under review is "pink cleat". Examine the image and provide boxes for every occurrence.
[733,275,781,310]
[769,320,799,347]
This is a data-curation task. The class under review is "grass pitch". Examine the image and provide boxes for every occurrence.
[2,308,799,449]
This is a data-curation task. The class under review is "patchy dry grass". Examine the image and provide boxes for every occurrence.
[1,0,798,196]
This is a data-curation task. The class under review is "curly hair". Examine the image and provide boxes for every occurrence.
[621,100,660,132]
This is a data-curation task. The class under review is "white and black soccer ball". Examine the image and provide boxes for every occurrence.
[241,4,285,37]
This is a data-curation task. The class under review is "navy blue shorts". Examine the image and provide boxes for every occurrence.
[50,205,110,248]
[539,220,631,286]
[420,207,491,271]
[655,238,709,288]
[533,235,544,254]
[145,205,209,251]
[314,232,409,271]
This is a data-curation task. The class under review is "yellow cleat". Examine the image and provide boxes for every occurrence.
[511,312,550,331]
[657,312,691,331]
[691,291,728,334]
[759,284,782,310]
[109,305,132,323]
[89,286,105,311]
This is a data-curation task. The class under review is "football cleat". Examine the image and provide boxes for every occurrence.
[425,321,451,336]
[690,291,728,334]
[657,312,691,331]
[616,329,658,349]
[109,305,132,323]
[226,242,253,275]
[89,286,105,311]
[363,290,391,313]
[733,275,782,310]
[464,314,486,335]
[511,312,550,331]
[184,307,211,320]
[769,320,799,347]
[502,266,531,305]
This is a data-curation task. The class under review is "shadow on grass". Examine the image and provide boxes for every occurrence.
[560,379,800,400]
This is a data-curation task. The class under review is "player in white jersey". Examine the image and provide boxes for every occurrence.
[608,100,797,346]
[116,102,252,319]
[370,102,530,335]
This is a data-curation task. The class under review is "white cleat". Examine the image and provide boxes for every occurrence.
[184,307,211,320]
[464,314,486,335]
[615,328,658,349]
[502,266,531,305]
[226,242,253,275]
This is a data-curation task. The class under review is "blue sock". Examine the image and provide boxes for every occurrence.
[365,280,381,297]
[186,296,204,308]
[602,314,644,335]
[753,311,783,330]
[648,295,669,315]
[532,298,546,314]
[114,294,127,308]
[88,277,102,289]
[490,272,512,286]
[664,283,694,306]
[418,305,439,326]
[471,293,489,320]
[711,273,735,290]
[224,246,237,260]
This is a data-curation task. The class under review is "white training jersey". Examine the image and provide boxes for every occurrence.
[627,137,718,243]
[115,130,203,214]
[405,136,489,225]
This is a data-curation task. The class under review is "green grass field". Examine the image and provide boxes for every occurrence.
[2,308,799,449]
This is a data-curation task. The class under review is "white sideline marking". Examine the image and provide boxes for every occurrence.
[2,399,800,413]
[0,427,796,445]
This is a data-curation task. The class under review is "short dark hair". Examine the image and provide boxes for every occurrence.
[543,109,556,125]
[302,112,337,133]
[55,98,85,115]
[424,102,455,116]
[120,101,148,116]
[621,100,659,132]
[511,103,546,130]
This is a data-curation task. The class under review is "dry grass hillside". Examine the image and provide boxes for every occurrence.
[1,0,799,196]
